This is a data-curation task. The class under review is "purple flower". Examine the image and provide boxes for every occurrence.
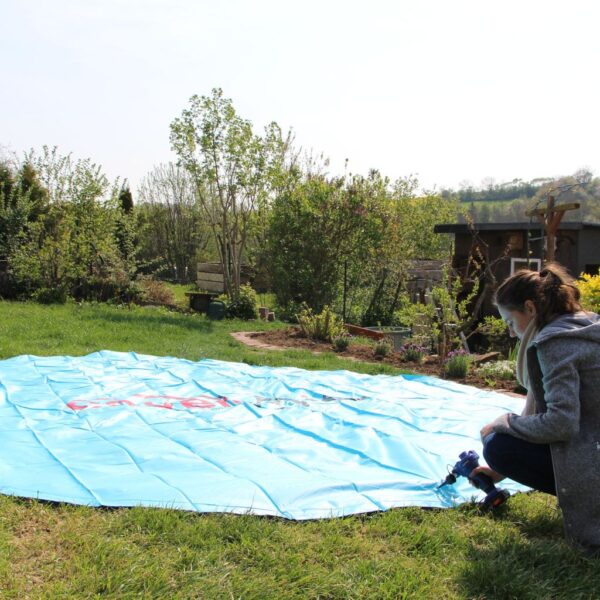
[445,348,469,362]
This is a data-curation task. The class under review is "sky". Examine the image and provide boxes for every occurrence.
[2,0,599,195]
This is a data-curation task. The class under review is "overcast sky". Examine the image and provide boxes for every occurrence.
[2,0,599,194]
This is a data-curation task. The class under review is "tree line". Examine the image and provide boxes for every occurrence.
[3,88,594,323]
[441,171,600,224]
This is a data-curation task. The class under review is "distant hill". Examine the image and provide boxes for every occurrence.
[440,172,600,224]
[440,179,548,204]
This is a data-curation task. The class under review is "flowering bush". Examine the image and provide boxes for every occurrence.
[444,348,471,379]
[399,343,427,364]
[576,271,600,313]
[475,360,516,381]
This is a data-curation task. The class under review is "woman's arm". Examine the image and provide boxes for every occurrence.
[485,338,581,444]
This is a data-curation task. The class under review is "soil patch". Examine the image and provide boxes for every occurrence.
[236,327,525,397]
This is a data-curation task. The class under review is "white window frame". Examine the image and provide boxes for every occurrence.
[510,257,541,275]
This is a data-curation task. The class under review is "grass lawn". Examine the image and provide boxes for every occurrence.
[0,301,598,599]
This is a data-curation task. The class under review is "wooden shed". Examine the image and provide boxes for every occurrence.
[433,221,600,316]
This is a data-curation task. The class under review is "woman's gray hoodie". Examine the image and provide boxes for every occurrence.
[489,311,600,552]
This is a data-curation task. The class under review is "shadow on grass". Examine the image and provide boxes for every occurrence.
[457,537,600,599]
[456,507,600,600]
[78,307,215,333]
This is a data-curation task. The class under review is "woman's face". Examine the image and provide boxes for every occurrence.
[498,300,536,340]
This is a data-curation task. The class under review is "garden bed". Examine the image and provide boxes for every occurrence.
[244,327,525,395]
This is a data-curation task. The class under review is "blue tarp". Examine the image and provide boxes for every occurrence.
[0,351,527,519]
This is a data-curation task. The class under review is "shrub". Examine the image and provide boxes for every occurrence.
[444,348,471,378]
[296,305,344,342]
[274,300,304,324]
[373,340,392,358]
[478,315,513,355]
[478,315,507,339]
[576,270,600,313]
[32,286,68,305]
[332,335,350,352]
[226,284,259,320]
[399,342,427,364]
[139,278,175,306]
[475,360,516,381]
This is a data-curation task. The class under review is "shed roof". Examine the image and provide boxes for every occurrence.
[433,221,600,234]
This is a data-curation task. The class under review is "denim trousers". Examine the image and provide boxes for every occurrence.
[482,432,556,495]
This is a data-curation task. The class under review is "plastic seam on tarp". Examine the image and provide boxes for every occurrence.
[74,410,197,503]
[337,397,496,439]
[231,411,390,513]
[0,351,530,518]
[2,387,103,506]
[130,407,285,516]
[269,412,430,481]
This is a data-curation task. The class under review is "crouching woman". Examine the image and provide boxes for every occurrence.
[474,263,600,555]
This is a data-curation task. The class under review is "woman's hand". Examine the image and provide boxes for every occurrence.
[480,422,495,440]
[470,465,505,483]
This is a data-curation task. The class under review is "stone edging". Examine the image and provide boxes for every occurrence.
[229,331,302,354]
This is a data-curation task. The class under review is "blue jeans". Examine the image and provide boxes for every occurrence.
[483,432,556,495]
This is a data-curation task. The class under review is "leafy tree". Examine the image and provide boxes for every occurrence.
[394,193,461,259]
[0,161,49,297]
[528,169,599,223]
[267,176,351,312]
[266,170,460,324]
[115,182,139,277]
[170,88,289,299]
[137,163,210,281]
[0,162,13,201]
[9,148,132,301]
[267,171,399,318]
[118,182,134,213]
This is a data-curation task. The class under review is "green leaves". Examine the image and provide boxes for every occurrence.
[297,305,345,342]
[3,148,135,302]
[170,89,290,300]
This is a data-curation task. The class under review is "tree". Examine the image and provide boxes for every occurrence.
[0,161,49,297]
[115,182,138,275]
[170,88,290,299]
[137,163,210,281]
[529,169,598,223]
[268,176,351,312]
[267,167,464,324]
[118,182,134,213]
[9,148,132,301]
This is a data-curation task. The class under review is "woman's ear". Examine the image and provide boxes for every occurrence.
[524,299,537,316]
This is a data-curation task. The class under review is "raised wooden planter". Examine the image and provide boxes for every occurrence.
[344,324,385,340]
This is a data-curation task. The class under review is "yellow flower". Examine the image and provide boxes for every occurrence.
[575,271,600,313]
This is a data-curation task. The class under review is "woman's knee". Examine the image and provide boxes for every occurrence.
[482,432,509,473]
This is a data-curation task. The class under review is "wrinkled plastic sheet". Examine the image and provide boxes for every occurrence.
[0,351,527,519]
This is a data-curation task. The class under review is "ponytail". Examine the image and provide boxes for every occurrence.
[536,264,581,328]
[495,262,581,328]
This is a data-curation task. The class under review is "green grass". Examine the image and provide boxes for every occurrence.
[0,301,400,374]
[0,300,598,598]
[162,281,197,309]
